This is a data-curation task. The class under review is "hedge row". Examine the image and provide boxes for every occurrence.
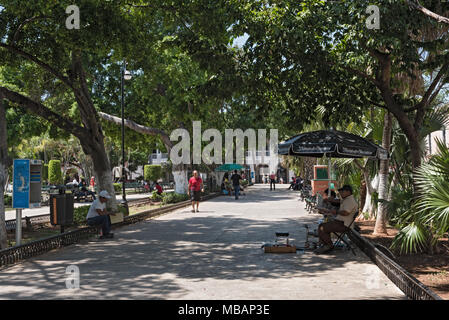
[48,160,63,185]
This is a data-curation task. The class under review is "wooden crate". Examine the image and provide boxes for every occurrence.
[264,245,296,253]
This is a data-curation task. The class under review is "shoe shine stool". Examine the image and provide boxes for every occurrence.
[292,224,318,251]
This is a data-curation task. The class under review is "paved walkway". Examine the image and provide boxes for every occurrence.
[0,184,405,299]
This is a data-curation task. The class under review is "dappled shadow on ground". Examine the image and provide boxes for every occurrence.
[0,186,404,300]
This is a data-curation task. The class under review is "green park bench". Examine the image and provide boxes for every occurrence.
[124,182,146,193]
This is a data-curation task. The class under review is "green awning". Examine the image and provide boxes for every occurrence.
[214,163,244,172]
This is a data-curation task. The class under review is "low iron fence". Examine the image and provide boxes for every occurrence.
[0,227,98,268]
[348,229,443,300]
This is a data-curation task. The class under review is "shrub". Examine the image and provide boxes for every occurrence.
[162,192,189,205]
[117,204,128,216]
[73,205,90,225]
[144,165,162,182]
[48,160,63,185]
[151,190,163,202]
[4,194,12,206]
[113,183,122,192]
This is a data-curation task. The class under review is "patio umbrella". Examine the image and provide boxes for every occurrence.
[278,130,388,159]
[278,129,388,194]
[214,163,245,172]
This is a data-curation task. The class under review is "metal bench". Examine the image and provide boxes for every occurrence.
[124,182,146,193]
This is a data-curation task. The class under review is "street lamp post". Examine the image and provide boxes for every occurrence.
[121,60,132,212]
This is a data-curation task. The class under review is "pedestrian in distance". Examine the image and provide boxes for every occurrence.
[89,176,95,191]
[269,172,276,191]
[231,170,242,200]
[188,170,204,213]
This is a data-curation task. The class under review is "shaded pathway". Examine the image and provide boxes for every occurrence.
[0,184,405,299]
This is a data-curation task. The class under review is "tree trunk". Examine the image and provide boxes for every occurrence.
[70,53,118,208]
[173,164,188,194]
[210,171,225,190]
[362,190,373,218]
[388,106,422,192]
[374,112,393,235]
[359,179,367,215]
[387,173,399,202]
[302,157,315,181]
[0,94,9,249]
[90,146,117,209]
[361,169,377,218]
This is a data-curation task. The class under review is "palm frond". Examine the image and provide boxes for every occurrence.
[391,222,429,255]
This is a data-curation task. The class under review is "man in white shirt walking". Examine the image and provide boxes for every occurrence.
[86,190,115,239]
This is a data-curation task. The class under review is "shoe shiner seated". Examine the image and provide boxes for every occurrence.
[314,185,358,254]
[86,190,116,239]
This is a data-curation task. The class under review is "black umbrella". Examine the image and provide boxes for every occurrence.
[278,130,388,159]
[278,130,388,195]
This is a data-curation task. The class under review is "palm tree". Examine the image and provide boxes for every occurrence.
[392,139,449,254]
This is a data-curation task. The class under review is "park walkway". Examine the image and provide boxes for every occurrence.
[0,184,405,299]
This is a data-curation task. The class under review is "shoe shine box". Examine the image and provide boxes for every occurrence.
[110,212,124,224]
[264,245,296,253]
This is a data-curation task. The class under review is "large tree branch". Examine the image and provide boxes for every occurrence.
[428,79,447,105]
[98,112,174,150]
[421,63,449,106]
[11,15,50,45]
[0,43,73,89]
[70,50,100,134]
[0,86,86,140]
[366,98,388,110]
[408,0,449,25]
[413,63,449,130]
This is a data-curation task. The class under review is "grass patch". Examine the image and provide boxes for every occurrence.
[129,202,163,215]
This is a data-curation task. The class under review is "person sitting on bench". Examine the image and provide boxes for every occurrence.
[79,178,96,200]
[288,177,296,190]
[314,185,358,254]
[154,181,163,195]
[86,190,116,239]
[295,177,304,191]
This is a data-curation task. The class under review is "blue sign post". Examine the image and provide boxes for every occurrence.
[13,159,31,246]
[13,159,30,209]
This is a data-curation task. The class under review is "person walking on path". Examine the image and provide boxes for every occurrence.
[86,190,116,239]
[269,172,276,191]
[89,176,95,191]
[188,170,204,213]
[231,170,242,200]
